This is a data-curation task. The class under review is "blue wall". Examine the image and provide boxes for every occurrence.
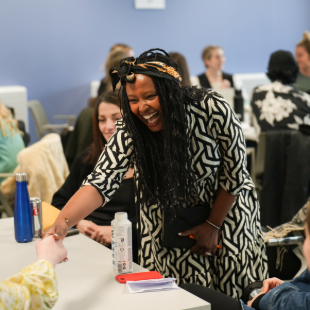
[1,0,310,143]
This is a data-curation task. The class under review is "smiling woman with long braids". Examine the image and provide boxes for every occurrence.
[43,49,268,299]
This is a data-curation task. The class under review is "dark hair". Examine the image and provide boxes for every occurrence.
[119,48,205,208]
[84,91,120,166]
[169,52,191,87]
[307,200,310,233]
[267,50,299,84]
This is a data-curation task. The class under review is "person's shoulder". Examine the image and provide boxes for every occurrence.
[75,149,90,163]
[115,119,125,129]
[252,82,274,94]
[190,88,228,113]
[290,87,310,104]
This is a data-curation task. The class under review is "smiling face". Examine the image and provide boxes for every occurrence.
[126,74,163,132]
[295,45,310,71]
[205,48,226,71]
[98,102,122,142]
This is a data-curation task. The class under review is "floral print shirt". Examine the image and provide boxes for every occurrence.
[0,260,58,310]
[251,81,310,134]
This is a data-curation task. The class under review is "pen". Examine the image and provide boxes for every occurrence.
[189,235,222,249]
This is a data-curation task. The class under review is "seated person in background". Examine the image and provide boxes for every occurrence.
[244,200,310,310]
[0,102,25,184]
[196,45,234,89]
[295,31,310,94]
[52,91,137,261]
[66,48,130,166]
[97,44,134,96]
[251,50,310,135]
[169,52,192,87]
[0,235,67,310]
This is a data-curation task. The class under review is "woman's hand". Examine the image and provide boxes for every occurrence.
[260,277,284,293]
[77,220,111,246]
[36,235,67,268]
[179,222,219,257]
[42,217,69,240]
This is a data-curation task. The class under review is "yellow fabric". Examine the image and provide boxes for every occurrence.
[42,202,60,232]
[0,134,69,204]
[0,260,58,310]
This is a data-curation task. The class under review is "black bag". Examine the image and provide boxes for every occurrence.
[162,206,211,248]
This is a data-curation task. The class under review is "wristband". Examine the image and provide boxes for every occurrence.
[206,219,221,230]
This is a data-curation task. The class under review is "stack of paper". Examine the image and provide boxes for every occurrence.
[127,278,179,294]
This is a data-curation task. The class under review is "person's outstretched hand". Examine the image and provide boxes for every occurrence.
[42,217,69,240]
[179,222,219,257]
[76,220,111,246]
[260,277,284,293]
[36,235,67,268]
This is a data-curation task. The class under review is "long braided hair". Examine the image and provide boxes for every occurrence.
[119,49,204,208]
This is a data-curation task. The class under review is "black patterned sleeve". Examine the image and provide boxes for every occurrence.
[82,121,133,205]
[205,91,250,195]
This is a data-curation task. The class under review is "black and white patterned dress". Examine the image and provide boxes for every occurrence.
[83,90,268,299]
[251,81,310,134]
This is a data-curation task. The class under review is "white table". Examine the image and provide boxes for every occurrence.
[0,218,210,310]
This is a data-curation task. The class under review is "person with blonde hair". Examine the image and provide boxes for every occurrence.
[0,102,24,184]
[295,31,310,94]
[197,45,234,89]
[97,44,134,96]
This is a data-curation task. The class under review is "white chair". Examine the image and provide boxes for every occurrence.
[90,81,100,98]
[28,100,75,139]
[233,73,270,102]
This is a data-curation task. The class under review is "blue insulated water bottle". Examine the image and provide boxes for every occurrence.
[14,172,34,242]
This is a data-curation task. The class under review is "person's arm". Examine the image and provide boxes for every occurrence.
[180,92,248,255]
[259,282,310,310]
[0,236,67,310]
[180,186,235,255]
[52,152,90,211]
[43,122,133,239]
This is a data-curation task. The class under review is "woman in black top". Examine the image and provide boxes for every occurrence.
[197,45,234,89]
[51,91,137,260]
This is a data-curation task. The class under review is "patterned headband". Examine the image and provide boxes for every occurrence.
[109,57,182,91]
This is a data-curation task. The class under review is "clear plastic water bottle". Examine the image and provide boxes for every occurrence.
[14,172,33,243]
[111,212,133,274]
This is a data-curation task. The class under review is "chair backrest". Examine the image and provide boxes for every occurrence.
[90,81,100,98]
[233,73,270,102]
[255,132,267,178]
[1,133,69,204]
[28,100,49,139]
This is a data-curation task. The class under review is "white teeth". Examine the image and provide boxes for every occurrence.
[147,115,159,124]
[142,112,157,120]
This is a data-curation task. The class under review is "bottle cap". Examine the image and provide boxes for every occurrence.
[115,212,128,221]
[30,197,42,208]
[16,172,27,182]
